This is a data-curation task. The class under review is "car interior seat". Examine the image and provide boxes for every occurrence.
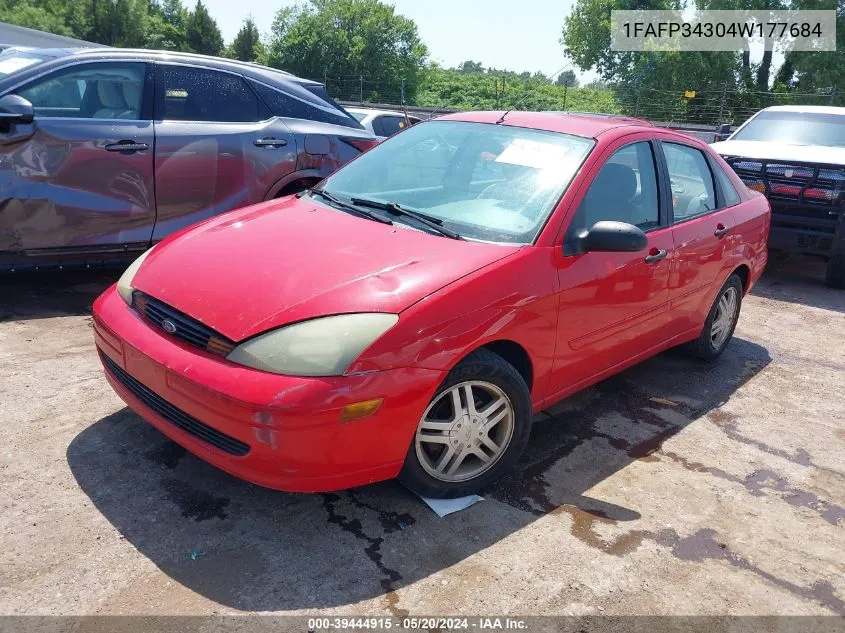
[93,81,130,119]
[581,162,639,227]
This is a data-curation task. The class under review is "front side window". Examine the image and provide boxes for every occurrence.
[663,143,716,221]
[162,66,259,123]
[566,142,660,245]
[16,62,145,119]
[318,120,595,244]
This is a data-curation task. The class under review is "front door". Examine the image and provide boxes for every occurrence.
[151,63,296,240]
[549,139,675,395]
[0,61,155,253]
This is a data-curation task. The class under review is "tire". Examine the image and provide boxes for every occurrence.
[398,348,532,498]
[825,254,845,289]
[687,273,744,361]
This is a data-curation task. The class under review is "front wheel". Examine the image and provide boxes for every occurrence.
[398,349,532,498]
[687,273,744,360]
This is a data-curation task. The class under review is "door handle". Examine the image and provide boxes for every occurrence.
[714,224,731,238]
[105,141,149,152]
[254,137,288,148]
[644,248,668,264]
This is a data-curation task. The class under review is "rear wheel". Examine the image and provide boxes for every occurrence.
[825,254,845,289]
[398,349,532,498]
[688,273,743,361]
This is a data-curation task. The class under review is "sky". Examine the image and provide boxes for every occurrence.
[200,0,594,81]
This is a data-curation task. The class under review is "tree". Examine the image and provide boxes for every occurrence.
[555,70,578,87]
[457,60,485,73]
[185,0,223,56]
[228,17,264,62]
[266,0,428,101]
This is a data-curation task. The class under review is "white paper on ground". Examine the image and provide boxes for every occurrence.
[418,494,484,518]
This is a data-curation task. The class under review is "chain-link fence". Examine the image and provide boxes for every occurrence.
[317,73,843,132]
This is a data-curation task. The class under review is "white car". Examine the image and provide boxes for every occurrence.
[712,105,845,287]
[346,107,422,139]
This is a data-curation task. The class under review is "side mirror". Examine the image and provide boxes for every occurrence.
[0,94,35,125]
[575,220,648,254]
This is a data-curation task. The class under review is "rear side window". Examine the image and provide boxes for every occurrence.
[249,80,360,128]
[663,143,717,221]
[162,66,260,123]
[713,162,741,207]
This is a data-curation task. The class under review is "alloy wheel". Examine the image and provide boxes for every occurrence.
[414,380,515,483]
[711,286,738,350]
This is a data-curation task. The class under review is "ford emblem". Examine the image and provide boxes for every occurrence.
[161,319,177,334]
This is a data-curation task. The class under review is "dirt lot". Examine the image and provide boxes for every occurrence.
[1,255,843,617]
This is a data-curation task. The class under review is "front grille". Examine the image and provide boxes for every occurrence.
[724,156,845,210]
[101,352,251,456]
[132,292,235,358]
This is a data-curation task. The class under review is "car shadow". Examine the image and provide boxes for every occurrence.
[67,336,771,612]
[0,269,119,322]
[752,253,845,314]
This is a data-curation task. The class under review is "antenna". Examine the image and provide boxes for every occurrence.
[495,60,576,125]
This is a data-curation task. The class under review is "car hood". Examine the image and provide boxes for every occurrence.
[711,139,845,166]
[132,196,520,341]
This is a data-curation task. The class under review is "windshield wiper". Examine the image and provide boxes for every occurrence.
[350,198,463,240]
[309,189,393,225]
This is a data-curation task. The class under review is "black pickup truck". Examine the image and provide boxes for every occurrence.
[712,106,845,288]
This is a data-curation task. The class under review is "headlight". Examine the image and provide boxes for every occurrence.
[117,248,153,304]
[226,313,399,376]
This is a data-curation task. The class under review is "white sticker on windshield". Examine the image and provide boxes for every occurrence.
[495,138,574,169]
[0,57,41,75]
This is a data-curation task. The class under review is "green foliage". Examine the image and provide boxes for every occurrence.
[0,0,224,54]
[555,70,578,87]
[185,0,223,56]
[266,0,428,101]
[414,66,619,113]
[227,17,265,62]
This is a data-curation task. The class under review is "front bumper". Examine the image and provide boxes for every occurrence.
[92,285,446,492]
[769,201,845,258]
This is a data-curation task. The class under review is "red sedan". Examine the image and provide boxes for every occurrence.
[93,111,770,498]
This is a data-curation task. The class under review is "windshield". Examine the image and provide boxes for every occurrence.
[0,51,48,79]
[732,111,845,147]
[318,120,595,243]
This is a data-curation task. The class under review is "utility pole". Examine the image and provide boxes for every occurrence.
[717,82,727,128]
[359,75,363,103]
[401,77,405,106]
[563,85,568,111]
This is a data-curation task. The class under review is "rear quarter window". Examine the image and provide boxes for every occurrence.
[250,80,360,128]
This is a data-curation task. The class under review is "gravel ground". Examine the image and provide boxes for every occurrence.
[0,254,843,617]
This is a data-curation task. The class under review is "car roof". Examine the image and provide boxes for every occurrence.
[438,110,654,139]
[760,104,845,116]
[24,47,320,87]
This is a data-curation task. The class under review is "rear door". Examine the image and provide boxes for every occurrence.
[151,63,296,240]
[657,139,738,331]
[0,61,155,253]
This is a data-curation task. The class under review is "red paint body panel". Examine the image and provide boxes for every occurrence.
[94,286,445,492]
[132,195,519,342]
[93,112,771,492]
